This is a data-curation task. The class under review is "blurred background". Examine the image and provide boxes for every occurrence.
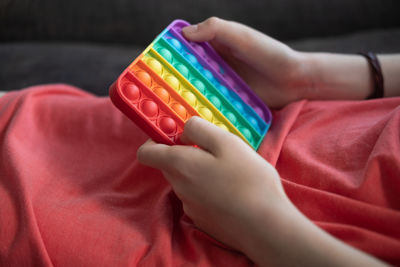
[1,0,399,95]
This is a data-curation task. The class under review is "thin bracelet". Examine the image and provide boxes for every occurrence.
[358,52,384,99]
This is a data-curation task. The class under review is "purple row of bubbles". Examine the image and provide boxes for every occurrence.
[166,20,272,125]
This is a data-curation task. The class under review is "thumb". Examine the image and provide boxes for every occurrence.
[182,17,248,52]
[182,17,293,71]
[180,116,234,155]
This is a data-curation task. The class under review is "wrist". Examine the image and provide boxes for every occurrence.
[238,198,386,267]
[286,50,318,101]
[303,52,374,101]
[237,197,302,266]
[300,52,319,100]
[239,200,330,266]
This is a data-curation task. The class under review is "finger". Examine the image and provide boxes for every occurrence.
[181,116,235,155]
[182,17,254,59]
[182,17,293,71]
[182,17,238,44]
[137,138,209,171]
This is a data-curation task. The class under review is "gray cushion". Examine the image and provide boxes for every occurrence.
[1,0,399,44]
[289,28,400,53]
[0,43,142,94]
[1,28,399,94]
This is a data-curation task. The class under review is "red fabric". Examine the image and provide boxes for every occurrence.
[0,84,399,266]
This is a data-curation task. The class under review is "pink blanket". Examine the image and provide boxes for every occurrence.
[1,84,399,266]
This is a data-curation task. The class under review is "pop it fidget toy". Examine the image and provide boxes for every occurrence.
[109,19,272,150]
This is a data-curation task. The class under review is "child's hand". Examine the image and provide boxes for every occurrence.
[183,17,400,104]
[137,116,291,252]
[182,17,312,108]
[137,117,386,266]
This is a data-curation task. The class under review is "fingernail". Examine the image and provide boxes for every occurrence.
[185,116,199,128]
[190,116,202,122]
[183,24,198,34]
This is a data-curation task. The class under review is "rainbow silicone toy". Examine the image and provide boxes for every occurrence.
[109,19,272,150]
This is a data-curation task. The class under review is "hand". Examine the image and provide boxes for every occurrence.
[182,17,313,108]
[183,17,400,103]
[137,116,291,252]
[137,117,387,266]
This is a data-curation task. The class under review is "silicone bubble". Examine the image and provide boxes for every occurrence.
[199,107,213,121]
[211,80,219,86]
[146,58,162,75]
[159,117,177,135]
[248,117,259,130]
[191,79,205,93]
[195,65,204,74]
[175,64,189,77]
[233,101,244,112]
[217,84,230,97]
[153,86,170,103]
[184,53,198,66]
[253,107,263,118]
[164,75,180,90]
[223,75,234,86]
[135,71,152,87]
[182,91,197,106]
[239,127,253,142]
[192,43,205,56]
[159,48,172,62]
[202,69,214,81]
[123,83,140,101]
[238,91,249,102]
[208,60,219,71]
[172,103,187,119]
[168,38,182,51]
[224,111,237,125]
[209,95,221,109]
[141,100,159,117]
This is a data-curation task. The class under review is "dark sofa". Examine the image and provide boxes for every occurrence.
[1,0,399,95]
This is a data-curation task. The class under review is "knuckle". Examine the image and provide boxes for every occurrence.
[221,133,244,151]
[182,204,193,218]
[219,128,236,142]
[180,160,201,177]
[169,149,187,166]
[204,16,221,28]
[136,145,147,161]
[235,29,254,52]
[184,116,197,131]
[184,117,200,136]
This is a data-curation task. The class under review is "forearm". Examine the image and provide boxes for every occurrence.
[303,53,400,100]
[380,55,400,97]
[240,202,387,267]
